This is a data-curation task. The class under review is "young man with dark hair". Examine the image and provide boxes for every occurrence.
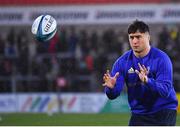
[103,20,178,126]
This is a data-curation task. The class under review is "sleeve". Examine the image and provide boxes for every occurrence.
[146,55,173,98]
[104,58,125,100]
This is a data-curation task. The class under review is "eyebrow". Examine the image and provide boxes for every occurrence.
[129,35,142,38]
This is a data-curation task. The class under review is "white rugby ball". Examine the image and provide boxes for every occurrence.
[31,15,57,42]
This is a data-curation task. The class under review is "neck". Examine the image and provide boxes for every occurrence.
[134,45,151,58]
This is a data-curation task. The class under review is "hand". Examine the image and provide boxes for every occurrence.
[135,63,148,84]
[102,70,119,89]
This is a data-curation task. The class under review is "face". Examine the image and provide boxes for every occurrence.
[128,31,150,54]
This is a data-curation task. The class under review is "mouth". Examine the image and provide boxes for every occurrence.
[133,46,139,48]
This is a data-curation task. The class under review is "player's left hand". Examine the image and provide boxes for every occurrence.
[135,63,148,84]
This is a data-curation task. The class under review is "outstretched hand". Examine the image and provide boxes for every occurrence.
[102,70,119,89]
[135,63,148,84]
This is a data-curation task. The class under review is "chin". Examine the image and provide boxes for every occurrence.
[134,50,142,54]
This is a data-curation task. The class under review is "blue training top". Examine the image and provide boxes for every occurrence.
[105,47,178,114]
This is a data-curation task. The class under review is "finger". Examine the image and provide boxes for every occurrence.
[135,70,140,75]
[103,75,109,82]
[142,65,147,72]
[104,73,110,79]
[138,63,143,71]
[114,72,119,79]
[103,75,106,81]
[106,70,111,77]
[102,83,107,87]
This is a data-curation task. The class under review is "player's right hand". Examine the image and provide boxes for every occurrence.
[102,70,119,89]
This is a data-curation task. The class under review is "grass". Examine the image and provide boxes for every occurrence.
[0,113,129,126]
[0,113,180,126]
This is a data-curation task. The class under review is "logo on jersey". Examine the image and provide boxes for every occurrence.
[128,67,135,74]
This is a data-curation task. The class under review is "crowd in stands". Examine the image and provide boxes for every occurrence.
[0,24,180,93]
[1,0,179,6]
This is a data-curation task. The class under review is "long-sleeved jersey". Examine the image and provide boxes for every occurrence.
[105,47,178,114]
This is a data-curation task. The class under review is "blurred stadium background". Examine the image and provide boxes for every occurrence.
[0,0,180,126]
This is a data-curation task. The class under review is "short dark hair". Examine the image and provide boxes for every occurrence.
[128,20,150,34]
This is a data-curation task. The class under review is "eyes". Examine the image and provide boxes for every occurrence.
[129,35,142,40]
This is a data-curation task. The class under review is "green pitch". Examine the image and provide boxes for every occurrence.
[0,113,180,126]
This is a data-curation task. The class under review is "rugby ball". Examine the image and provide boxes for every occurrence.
[31,15,57,42]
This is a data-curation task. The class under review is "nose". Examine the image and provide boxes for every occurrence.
[132,37,139,44]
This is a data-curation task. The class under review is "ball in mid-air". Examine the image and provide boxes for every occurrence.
[31,15,57,42]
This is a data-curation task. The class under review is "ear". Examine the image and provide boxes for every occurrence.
[145,32,150,41]
[148,34,150,41]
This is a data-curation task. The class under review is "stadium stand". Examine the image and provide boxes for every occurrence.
[0,0,180,93]
[0,0,175,5]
